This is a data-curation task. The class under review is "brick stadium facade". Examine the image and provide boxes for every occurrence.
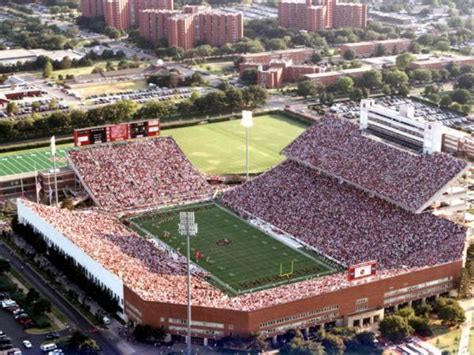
[124,262,460,340]
[139,5,243,50]
[278,0,368,32]
[17,198,463,343]
[339,39,411,58]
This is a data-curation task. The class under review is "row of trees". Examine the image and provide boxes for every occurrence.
[380,299,465,342]
[0,48,126,75]
[11,218,121,314]
[0,85,267,142]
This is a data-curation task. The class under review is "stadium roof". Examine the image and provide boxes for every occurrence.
[282,117,469,213]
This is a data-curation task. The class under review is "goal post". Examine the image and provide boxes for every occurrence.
[279,260,295,277]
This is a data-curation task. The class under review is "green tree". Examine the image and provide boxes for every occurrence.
[451,89,471,104]
[26,288,40,303]
[321,333,345,354]
[396,307,416,319]
[336,76,354,94]
[6,101,18,116]
[34,298,52,314]
[297,80,318,98]
[396,52,415,69]
[399,84,410,97]
[383,69,409,89]
[241,68,258,84]
[104,26,121,39]
[374,43,386,56]
[43,61,53,78]
[311,52,322,64]
[457,73,474,90]
[361,70,383,90]
[268,38,287,50]
[68,331,89,351]
[409,316,432,337]
[438,304,466,326]
[379,315,413,342]
[282,332,325,355]
[343,49,356,60]
[440,95,453,107]
[411,69,432,83]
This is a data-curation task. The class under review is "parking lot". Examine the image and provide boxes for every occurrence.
[330,96,474,132]
[217,4,278,20]
[87,87,193,105]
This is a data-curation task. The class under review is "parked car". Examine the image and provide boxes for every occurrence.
[22,340,32,349]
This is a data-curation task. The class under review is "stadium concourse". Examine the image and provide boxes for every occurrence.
[16,117,469,343]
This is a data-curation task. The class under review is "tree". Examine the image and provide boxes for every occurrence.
[438,304,466,326]
[68,331,89,351]
[349,88,363,101]
[26,288,40,303]
[343,49,356,60]
[396,307,416,319]
[268,38,287,50]
[241,68,258,84]
[451,89,471,104]
[297,80,318,98]
[6,102,18,116]
[34,298,52,314]
[409,317,432,337]
[322,333,345,354]
[383,69,409,89]
[356,331,375,346]
[399,84,410,97]
[311,52,322,64]
[361,70,383,90]
[336,76,354,94]
[396,52,415,69]
[374,44,386,56]
[457,73,474,90]
[43,61,53,78]
[440,95,453,107]
[436,41,450,51]
[281,332,325,355]
[411,69,432,83]
[0,258,10,274]
[379,315,413,342]
[104,26,121,39]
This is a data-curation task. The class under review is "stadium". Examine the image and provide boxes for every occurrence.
[15,115,470,345]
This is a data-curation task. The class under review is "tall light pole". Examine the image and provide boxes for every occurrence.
[50,136,59,205]
[178,211,198,355]
[241,110,253,181]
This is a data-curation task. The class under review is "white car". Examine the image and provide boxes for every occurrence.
[23,340,33,348]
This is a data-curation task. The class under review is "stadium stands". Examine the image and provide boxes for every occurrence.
[67,137,213,212]
[282,117,468,212]
[222,160,466,270]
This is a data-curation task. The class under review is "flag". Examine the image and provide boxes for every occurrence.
[50,136,56,157]
[354,264,372,278]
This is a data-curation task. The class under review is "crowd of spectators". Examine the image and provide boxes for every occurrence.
[68,137,213,212]
[282,117,468,212]
[222,160,466,271]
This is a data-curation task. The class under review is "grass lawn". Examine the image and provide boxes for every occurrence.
[427,322,461,353]
[193,62,235,75]
[0,112,308,176]
[163,112,309,174]
[130,203,336,296]
[51,60,138,79]
[72,79,149,99]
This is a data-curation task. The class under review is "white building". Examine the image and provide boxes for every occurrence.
[359,99,444,154]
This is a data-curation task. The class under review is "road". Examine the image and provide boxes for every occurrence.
[458,298,473,355]
[0,242,121,355]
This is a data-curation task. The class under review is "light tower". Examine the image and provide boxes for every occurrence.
[241,110,253,181]
[178,211,198,355]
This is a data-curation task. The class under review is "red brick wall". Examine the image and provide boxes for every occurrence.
[123,261,461,338]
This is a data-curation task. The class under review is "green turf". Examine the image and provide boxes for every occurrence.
[0,113,308,177]
[163,113,308,174]
[130,203,336,296]
[0,146,70,177]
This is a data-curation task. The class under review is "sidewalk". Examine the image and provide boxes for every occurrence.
[458,298,474,355]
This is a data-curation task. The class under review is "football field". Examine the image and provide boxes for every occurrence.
[0,145,70,177]
[0,112,308,177]
[130,203,337,296]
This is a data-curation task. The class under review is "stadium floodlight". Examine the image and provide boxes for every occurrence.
[50,136,59,206]
[241,111,253,180]
[178,212,198,355]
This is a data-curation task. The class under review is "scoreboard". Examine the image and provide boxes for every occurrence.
[73,120,160,147]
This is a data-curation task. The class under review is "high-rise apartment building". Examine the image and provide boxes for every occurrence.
[103,0,131,30]
[278,0,367,31]
[139,5,244,50]
[81,0,104,17]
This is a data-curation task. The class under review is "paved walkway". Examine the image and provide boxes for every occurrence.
[458,298,474,355]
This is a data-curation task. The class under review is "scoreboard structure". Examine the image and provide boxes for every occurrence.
[73,120,160,147]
